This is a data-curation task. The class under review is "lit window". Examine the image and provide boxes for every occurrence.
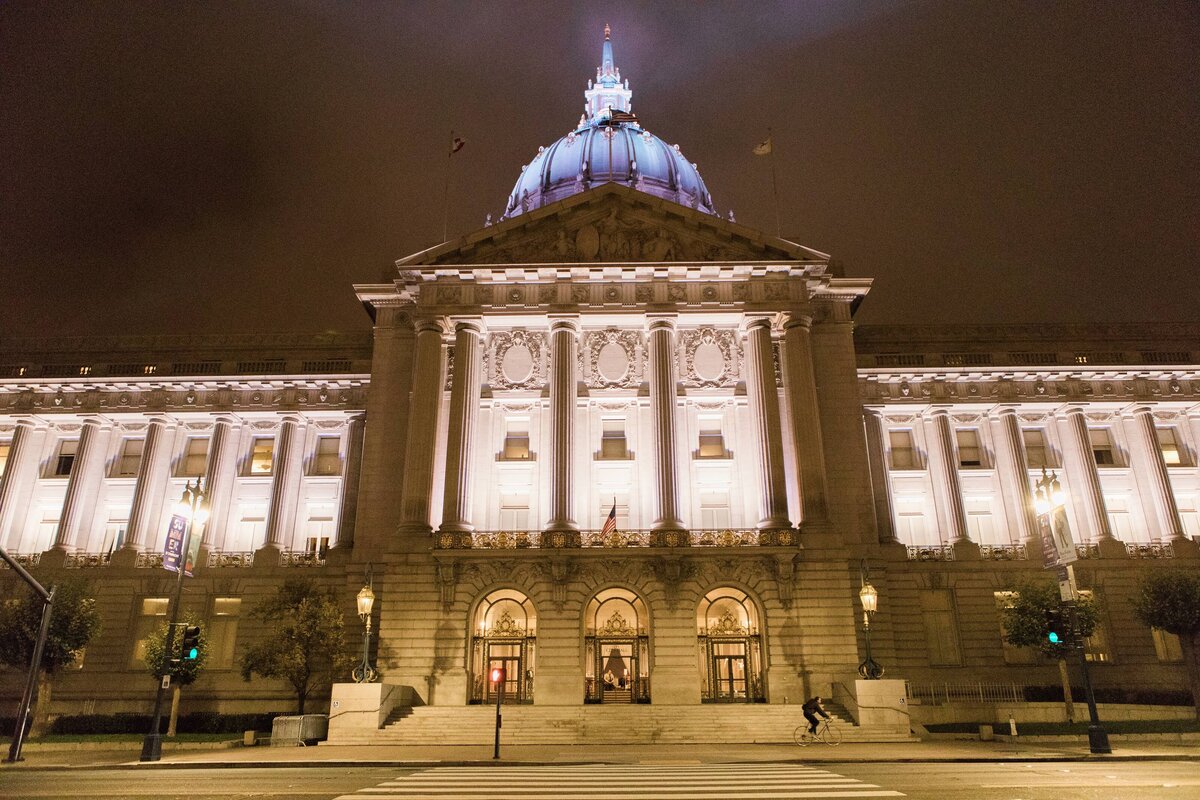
[1104,494,1136,541]
[249,437,274,475]
[888,430,917,469]
[502,419,530,460]
[0,440,10,479]
[179,437,209,477]
[54,439,79,477]
[599,418,628,459]
[965,497,998,543]
[697,416,727,459]
[894,496,932,544]
[1151,628,1184,663]
[499,492,530,529]
[312,436,341,475]
[131,597,169,668]
[1089,428,1116,466]
[699,490,731,529]
[956,429,983,467]
[115,438,144,477]
[1022,429,1049,468]
[1157,427,1183,466]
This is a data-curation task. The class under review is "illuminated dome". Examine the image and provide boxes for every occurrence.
[502,25,717,219]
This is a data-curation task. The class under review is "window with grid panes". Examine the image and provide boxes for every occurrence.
[888,429,917,468]
[1089,428,1116,466]
[115,438,144,477]
[53,439,78,476]
[1157,427,1183,466]
[919,589,962,666]
[699,489,731,529]
[179,437,209,477]
[1022,429,1050,467]
[130,597,169,668]
[499,492,530,529]
[956,428,983,467]
[249,437,274,474]
[312,435,341,475]
[599,418,628,459]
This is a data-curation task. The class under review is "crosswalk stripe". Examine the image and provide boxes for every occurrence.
[333,764,905,800]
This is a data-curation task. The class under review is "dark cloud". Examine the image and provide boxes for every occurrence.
[1,1,1196,336]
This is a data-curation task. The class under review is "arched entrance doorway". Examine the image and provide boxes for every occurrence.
[469,589,536,704]
[697,588,765,702]
[584,588,649,703]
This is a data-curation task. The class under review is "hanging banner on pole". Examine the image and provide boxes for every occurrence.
[1038,505,1077,570]
[162,515,196,576]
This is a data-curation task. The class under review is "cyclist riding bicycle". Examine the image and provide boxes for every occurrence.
[802,695,830,737]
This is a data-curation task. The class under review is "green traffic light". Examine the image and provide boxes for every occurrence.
[186,647,198,660]
[1048,632,1060,644]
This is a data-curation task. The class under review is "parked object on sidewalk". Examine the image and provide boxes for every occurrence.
[270,714,328,746]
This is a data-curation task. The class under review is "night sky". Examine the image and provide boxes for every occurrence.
[2,1,1197,338]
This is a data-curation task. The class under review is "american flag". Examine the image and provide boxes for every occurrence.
[600,499,618,536]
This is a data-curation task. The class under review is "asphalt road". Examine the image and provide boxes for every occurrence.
[1,761,1197,800]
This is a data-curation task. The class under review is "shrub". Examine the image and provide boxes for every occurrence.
[47,711,287,735]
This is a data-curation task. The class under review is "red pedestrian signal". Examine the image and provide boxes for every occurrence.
[490,666,504,684]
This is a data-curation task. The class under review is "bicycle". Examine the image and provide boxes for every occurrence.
[793,717,842,746]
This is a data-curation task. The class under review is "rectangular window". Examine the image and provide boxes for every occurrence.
[1022,429,1049,468]
[235,506,267,550]
[312,436,342,475]
[130,597,169,668]
[103,521,127,554]
[1157,427,1183,466]
[888,430,917,469]
[1104,494,1137,541]
[994,592,1037,665]
[699,490,732,530]
[956,429,983,467]
[1089,428,1116,466]
[599,418,628,459]
[1151,628,1184,663]
[179,437,209,477]
[598,494,630,531]
[115,438,144,477]
[305,535,330,557]
[54,439,79,477]
[919,589,962,666]
[0,440,10,479]
[697,416,727,459]
[502,419,531,460]
[249,437,274,475]
[499,492,530,529]
[1077,589,1110,663]
[1179,496,1200,539]
[894,496,932,545]
[209,598,242,669]
[965,497,998,544]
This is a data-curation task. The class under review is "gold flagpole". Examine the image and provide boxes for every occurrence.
[441,129,454,243]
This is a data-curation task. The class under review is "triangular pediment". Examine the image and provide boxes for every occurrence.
[397,184,828,267]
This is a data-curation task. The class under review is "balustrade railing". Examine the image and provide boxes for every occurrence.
[906,544,955,561]
[979,543,1026,561]
[281,550,326,567]
[64,552,111,568]
[136,552,163,568]
[207,551,255,568]
[1125,540,1174,559]
[0,552,41,568]
[435,528,797,550]
[1075,542,1101,559]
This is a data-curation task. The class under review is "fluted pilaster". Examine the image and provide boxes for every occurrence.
[52,418,112,551]
[440,319,485,533]
[743,316,790,529]
[782,313,829,525]
[1130,406,1187,544]
[545,316,580,533]
[1060,406,1114,543]
[398,317,447,534]
[0,419,43,550]
[927,409,969,545]
[333,413,366,549]
[264,414,304,549]
[995,407,1038,545]
[645,315,683,532]
[863,408,897,543]
[200,415,240,549]
[124,415,176,551]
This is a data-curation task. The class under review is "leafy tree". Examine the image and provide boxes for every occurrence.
[143,614,209,736]
[0,580,101,736]
[1000,581,1098,722]
[1131,569,1200,719]
[239,579,352,714]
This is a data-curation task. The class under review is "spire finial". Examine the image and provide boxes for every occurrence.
[604,23,611,40]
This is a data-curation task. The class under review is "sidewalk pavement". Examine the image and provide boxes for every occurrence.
[5,738,1198,770]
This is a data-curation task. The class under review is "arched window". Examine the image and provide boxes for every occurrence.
[469,589,536,704]
[697,588,764,702]
[584,588,650,703]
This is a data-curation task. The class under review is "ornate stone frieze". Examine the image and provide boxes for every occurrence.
[583,328,645,389]
[487,330,548,390]
[444,346,455,391]
[678,327,741,389]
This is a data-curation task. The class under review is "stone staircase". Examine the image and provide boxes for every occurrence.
[326,703,916,746]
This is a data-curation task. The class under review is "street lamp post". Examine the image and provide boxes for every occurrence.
[857,561,884,680]
[1033,469,1111,755]
[140,478,208,763]
[352,574,378,683]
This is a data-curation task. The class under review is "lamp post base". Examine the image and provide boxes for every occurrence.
[140,733,162,762]
[1087,725,1112,754]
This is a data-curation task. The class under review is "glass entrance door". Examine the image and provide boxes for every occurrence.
[710,641,748,701]
[484,642,523,703]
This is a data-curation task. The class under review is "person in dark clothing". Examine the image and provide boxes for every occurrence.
[802,696,830,736]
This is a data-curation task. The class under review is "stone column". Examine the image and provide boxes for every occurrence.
[862,408,897,544]
[48,418,112,558]
[545,315,580,534]
[398,317,448,536]
[743,316,791,529]
[200,415,240,551]
[260,413,304,560]
[994,407,1038,547]
[926,408,976,557]
[121,415,176,556]
[1058,406,1123,557]
[647,315,684,533]
[782,313,829,526]
[439,319,485,534]
[1130,406,1193,555]
[0,419,44,550]
[332,413,366,552]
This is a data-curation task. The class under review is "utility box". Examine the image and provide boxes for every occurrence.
[270,714,328,746]
[979,724,994,741]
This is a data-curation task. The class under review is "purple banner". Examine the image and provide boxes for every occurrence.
[162,514,196,576]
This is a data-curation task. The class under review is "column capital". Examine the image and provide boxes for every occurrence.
[739,313,776,335]
[450,316,487,336]
[645,312,678,332]
[412,315,448,335]
[782,311,814,331]
[547,314,580,334]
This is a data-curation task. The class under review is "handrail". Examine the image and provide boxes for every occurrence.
[831,681,859,725]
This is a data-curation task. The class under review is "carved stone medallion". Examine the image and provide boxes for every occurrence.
[584,328,645,389]
[679,327,741,388]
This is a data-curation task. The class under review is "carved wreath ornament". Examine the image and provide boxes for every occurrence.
[597,610,637,637]
[584,328,645,389]
[679,326,741,388]
[488,330,547,390]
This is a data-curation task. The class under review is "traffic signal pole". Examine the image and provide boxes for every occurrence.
[492,667,504,760]
[1064,565,1111,754]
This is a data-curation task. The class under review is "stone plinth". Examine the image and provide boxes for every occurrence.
[327,682,421,741]
[855,679,910,733]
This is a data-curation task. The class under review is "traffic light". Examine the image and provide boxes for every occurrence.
[490,666,504,685]
[1044,609,1068,646]
[179,625,201,661]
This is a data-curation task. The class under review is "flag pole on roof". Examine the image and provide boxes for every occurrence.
[753,128,781,237]
[441,130,467,243]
